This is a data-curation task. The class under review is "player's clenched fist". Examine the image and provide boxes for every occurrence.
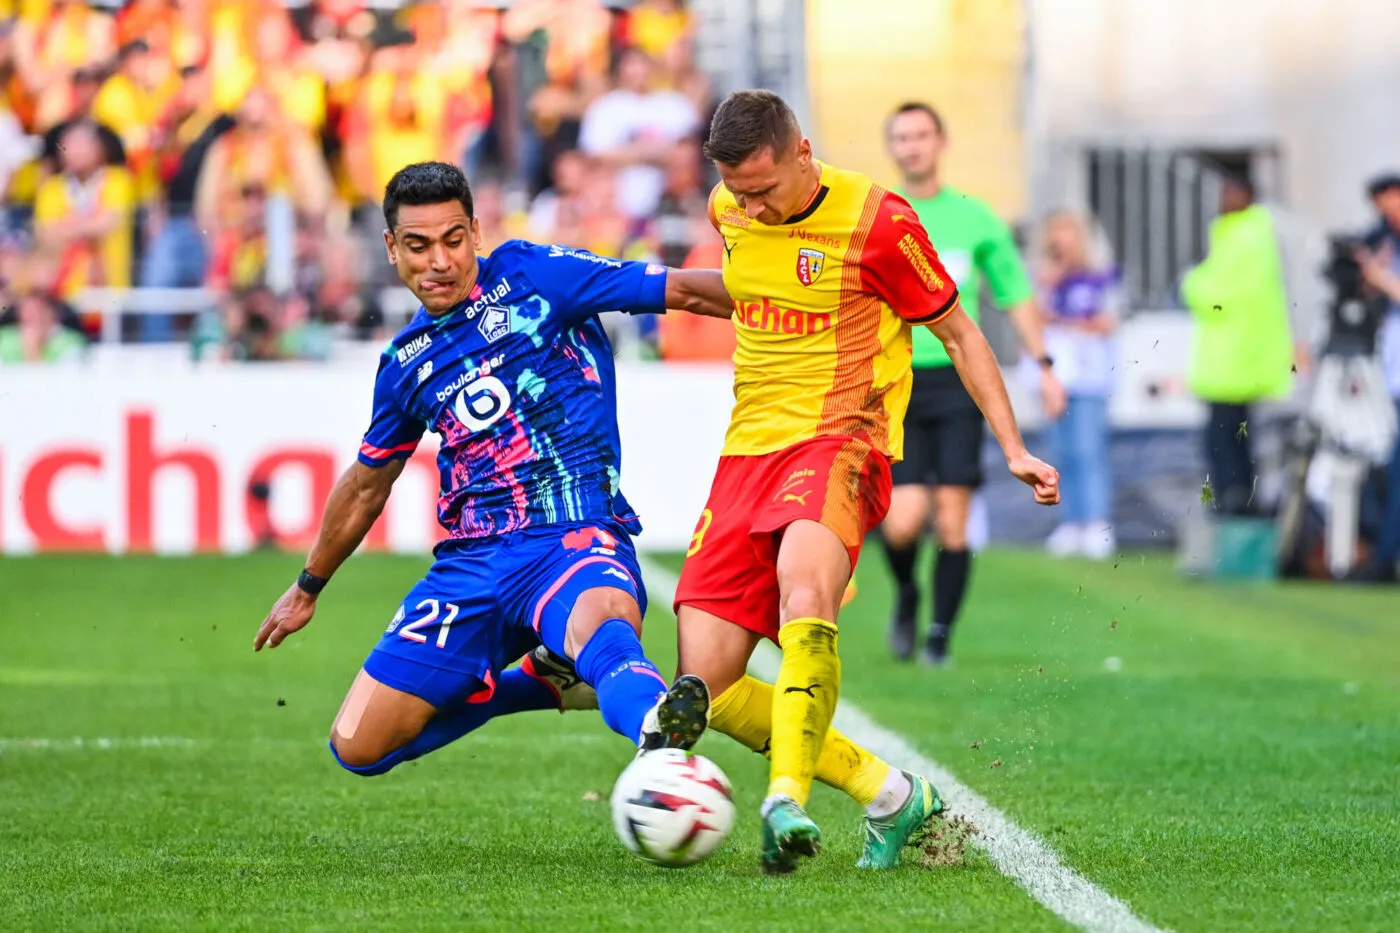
[254,584,317,651]
[1008,452,1060,506]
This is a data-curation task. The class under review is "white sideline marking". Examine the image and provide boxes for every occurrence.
[0,732,612,753]
[640,555,1169,933]
[0,736,200,751]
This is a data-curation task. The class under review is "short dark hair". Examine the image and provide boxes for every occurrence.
[382,161,474,230]
[703,90,801,166]
[887,102,945,136]
[1367,173,1400,199]
[1222,173,1256,200]
[118,39,150,60]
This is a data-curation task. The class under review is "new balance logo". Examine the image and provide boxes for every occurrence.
[783,683,821,697]
[415,360,434,384]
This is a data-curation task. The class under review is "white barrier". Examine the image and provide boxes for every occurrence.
[0,313,1218,555]
[0,361,735,555]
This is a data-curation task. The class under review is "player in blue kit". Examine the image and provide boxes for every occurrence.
[252,161,732,776]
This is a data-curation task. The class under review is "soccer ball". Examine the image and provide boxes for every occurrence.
[610,749,735,867]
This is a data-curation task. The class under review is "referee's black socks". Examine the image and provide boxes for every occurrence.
[933,547,973,639]
[882,536,919,590]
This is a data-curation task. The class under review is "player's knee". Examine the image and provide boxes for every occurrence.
[882,495,928,547]
[677,655,743,699]
[779,578,842,623]
[882,516,922,549]
[329,733,397,776]
[588,586,642,626]
[935,514,968,550]
[564,587,642,657]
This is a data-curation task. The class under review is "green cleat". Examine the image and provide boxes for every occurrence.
[760,796,822,875]
[856,772,945,869]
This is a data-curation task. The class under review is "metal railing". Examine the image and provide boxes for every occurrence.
[75,287,424,345]
[1033,142,1286,311]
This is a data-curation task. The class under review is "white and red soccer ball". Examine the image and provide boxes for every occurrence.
[611,749,735,867]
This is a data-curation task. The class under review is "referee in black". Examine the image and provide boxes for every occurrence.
[882,102,1065,664]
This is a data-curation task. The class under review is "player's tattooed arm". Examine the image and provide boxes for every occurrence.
[665,269,733,319]
[926,307,1060,506]
[254,459,407,651]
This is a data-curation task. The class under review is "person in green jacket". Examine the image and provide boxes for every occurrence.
[0,291,87,364]
[880,102,1066,665]
[1180,176,1294,515]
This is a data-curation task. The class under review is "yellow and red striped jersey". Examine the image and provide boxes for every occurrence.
[710,160,961,459]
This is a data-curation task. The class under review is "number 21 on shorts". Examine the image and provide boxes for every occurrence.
[390,599,460,648]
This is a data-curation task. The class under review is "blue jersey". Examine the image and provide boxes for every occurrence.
[358,240,668,541]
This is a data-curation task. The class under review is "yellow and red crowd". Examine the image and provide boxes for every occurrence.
[0,0,733,362]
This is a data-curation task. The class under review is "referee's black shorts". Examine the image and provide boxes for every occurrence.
[890,365,986,489]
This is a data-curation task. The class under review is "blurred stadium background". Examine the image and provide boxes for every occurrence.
[1,0,1397,577]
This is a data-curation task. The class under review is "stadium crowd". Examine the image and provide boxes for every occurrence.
[0,0,731,361]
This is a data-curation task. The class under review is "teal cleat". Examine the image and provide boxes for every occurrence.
[856,772,944,869]
[760,796,822,874]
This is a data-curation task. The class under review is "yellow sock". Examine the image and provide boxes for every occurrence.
[768,617,841,806]
[711,675,892,807]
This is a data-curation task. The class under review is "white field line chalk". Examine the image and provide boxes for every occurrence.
[640,554,1169,933]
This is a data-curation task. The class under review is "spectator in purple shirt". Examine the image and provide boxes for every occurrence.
[1036,209,1121,559]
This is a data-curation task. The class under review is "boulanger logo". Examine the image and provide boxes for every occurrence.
[435,353,505,403]
[453,375,512,432]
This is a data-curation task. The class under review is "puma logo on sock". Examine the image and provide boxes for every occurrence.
[784,683,821,697]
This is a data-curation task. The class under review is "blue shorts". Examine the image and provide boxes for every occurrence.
[362,521,646,709]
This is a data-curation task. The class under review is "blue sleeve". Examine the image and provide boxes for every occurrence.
[358,355,424,467]
[528,245,668,320]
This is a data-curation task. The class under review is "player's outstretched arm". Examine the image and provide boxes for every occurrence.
[665,268,733,319]
[927,307,1060,506]
[253,459,407,651]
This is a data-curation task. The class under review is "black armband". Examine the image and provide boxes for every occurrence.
[297,569,329,596]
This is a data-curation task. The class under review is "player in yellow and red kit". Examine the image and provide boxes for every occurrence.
[673,91,1061,873]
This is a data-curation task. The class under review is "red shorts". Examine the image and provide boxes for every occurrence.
[673,434,892,642]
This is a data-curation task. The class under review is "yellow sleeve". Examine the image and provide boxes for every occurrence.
[91,81,121,130]
[102,169,136,214]
[288,72,326,133]
[33,178,62,224]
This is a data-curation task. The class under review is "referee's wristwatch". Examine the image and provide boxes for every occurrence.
[1036,354,1055,370]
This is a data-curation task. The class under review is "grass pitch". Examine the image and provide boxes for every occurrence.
[1,550,1396,931]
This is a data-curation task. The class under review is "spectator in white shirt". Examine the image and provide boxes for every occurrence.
[577,47,698,220]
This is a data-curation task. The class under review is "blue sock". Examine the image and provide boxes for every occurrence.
[571,618,668,744]
[329,666,559,776]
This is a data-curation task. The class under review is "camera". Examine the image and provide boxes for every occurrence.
[1321,233,1386,356]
